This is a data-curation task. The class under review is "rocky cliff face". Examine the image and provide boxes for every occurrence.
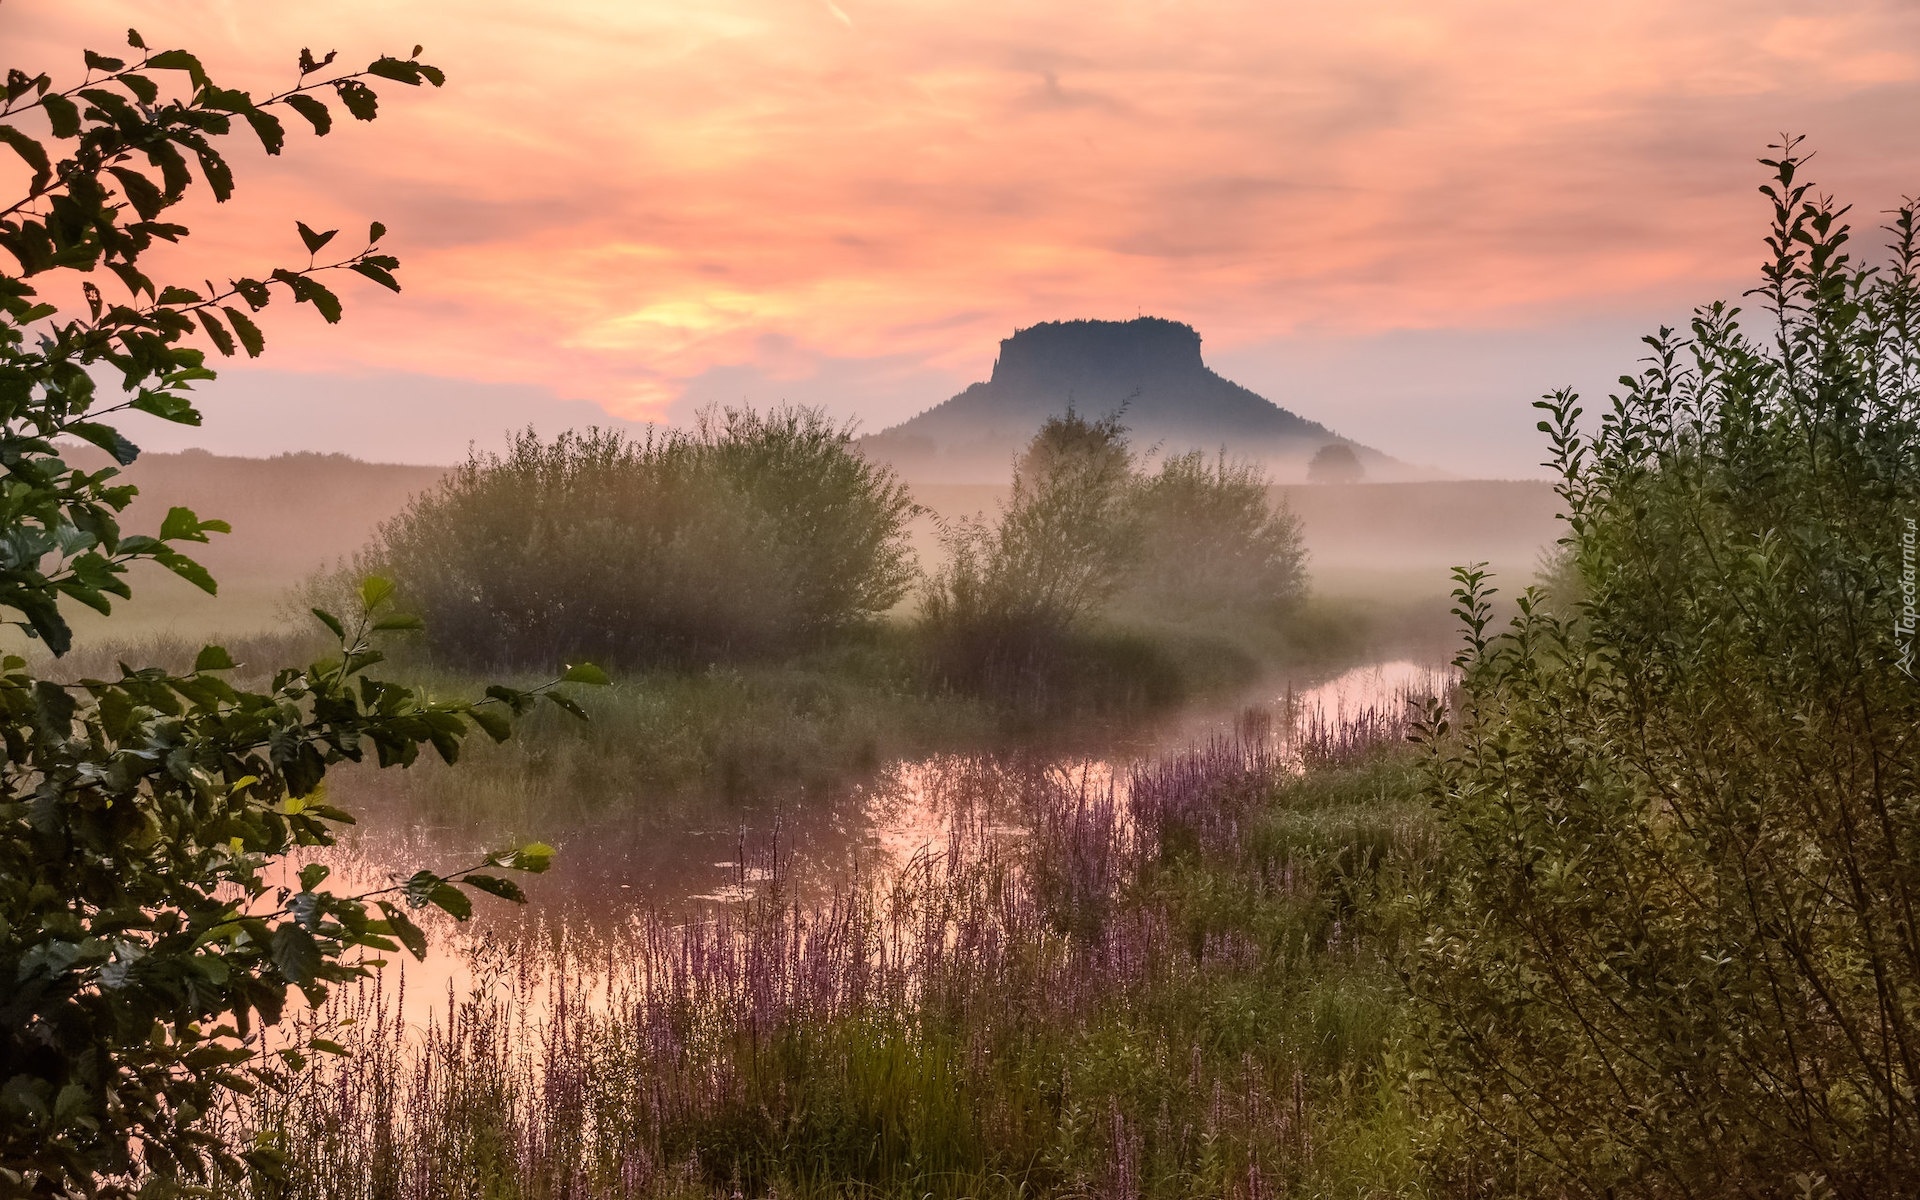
[861,317,1395,483]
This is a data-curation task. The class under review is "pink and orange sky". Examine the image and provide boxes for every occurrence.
[10,1,1920,475]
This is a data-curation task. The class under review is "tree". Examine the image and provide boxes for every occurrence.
[1305,441,1362,483]
[1410,144,1920,1196]
[0,31,602,1195]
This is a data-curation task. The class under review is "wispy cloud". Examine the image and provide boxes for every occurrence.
[9,1,1920,468]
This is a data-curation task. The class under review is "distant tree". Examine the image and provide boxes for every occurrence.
[1306,441,1363,483]
[1410,144,1920,1195]
[0,32,599,1195]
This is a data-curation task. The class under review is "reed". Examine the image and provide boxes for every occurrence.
[218,697,1438,1199]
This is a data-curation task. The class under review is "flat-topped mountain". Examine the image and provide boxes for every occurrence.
[861,317,1400,482]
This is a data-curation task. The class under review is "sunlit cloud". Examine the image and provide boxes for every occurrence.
[7,1,1920,470]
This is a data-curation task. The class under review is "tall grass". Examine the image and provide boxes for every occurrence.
[218,693,1439,1199]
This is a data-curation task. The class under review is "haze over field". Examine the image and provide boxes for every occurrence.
[11,2,1920,474]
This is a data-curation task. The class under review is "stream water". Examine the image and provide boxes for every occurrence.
[291,657,1450,1024]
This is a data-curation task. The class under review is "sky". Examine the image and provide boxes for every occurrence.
[8,1,1920,476]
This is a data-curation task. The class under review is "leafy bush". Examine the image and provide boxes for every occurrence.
[1122,449,1306,624]
[0,34,580,1196]
[922,414,1307,690]
[1410,144,1920,1197]
[371,407,918,668]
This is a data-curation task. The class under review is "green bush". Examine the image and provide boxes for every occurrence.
[0,35,569,1196]
[1409,143,1920,1197]
[372,408,918,668]
[921,413,1307,693]
[1122,449,1306,625]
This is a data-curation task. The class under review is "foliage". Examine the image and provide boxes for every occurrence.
[368,408,919,668]
[1409,144,1920,1197]
[922,413,1307,693]
[0,32,596,1196]
[1306,443,1363,484]
[1122,449,1307,624]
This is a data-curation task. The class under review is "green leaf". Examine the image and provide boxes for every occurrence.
[195,310,236,356]
[0,126,51,190]
[221,306,265,357]
[427,884,471,921]
[193,644,235,672]
[335,79,378,121]
[513,842,555,874]
[269,923,320,986]
[66,421,141,466]
[160,552,217,595]
[468,707,511,742]
[146,49,209,89]
[243,108,285,155]
[296,221,337,256]
[298,863,329,892]
[284,92,331,135]
[311,607,346,640]
[160,506,208,542]
[358,575,396,610]
[376,903,428,960]
[462,874,527,904]
[350,261,401,292]
[40,92,80,138]
[561,662,611,686]
[545,692,589,721]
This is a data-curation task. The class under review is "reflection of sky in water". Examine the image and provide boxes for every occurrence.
[300,657,1450,1028]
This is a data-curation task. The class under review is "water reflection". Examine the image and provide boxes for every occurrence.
[303,657,1447,1021]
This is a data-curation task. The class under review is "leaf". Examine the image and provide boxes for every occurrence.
[66,421,141,466]
[427,884,472,921]
[193,644,235,672]
[195,310,236,356]
[561,662,611,686]
[463,874,527,904]
[146,49,209,90]
[284,92,331,135]
[243,108,286,155]
[160,506,208,542]
[127,28,147,50]
[269,923,320,986]
[545,692,589,721]
[335,79,378,121]
[159,552,217,595]
[0,126,51,191]
[221,306,265,357]
[311,608,346,640]
[368,220,386,243]
[366,57,423,85]
[468,706,512,743]
[377,903,428,960]
[296,221,337,256]
[351,262,401,292]
[513,842,555,874]
[298,862,329,891]
[84,51,128,73]
[358,575,396,610]
[41,92,80,138]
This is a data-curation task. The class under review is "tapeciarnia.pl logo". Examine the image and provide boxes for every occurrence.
[1900,516,1917,679]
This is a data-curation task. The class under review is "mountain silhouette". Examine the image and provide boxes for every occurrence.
[860,317,1397,482]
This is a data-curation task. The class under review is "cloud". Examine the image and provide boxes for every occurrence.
[11,0,1920,473]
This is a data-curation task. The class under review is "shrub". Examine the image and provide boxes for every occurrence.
[922,415,1309,690]
[1409,144,1920,1197]
[372,408,917,668]
[0,35,570,1196]
[1306,442,1363,483]
[1122,450,1307,624]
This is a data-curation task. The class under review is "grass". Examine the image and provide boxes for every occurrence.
[213,695,1441,1199]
